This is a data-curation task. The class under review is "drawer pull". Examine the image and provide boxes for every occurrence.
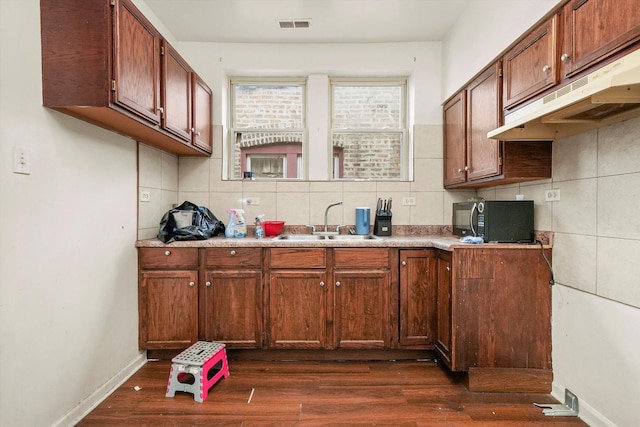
[542,64,551,73]
[189,281,195,287]
[335,281,341,287]
[401,261,407,266]
[320,281,325,287]
[561,53,570,62]
[230,250,237,256]
[164,250,171,256]
[206,281,211,287]
[446,266,451,272]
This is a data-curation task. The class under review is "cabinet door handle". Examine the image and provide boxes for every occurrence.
[230,250,236,256]
[206,281,211,287]
[189,281,195,287]
[401,261,407,266]
[164,250,171,256]
[320,281,325,287]
[464,166,470,171]
[335,281,341,287]
[542,65,551,73]
[561,53,570,62]
[446,266,451,272]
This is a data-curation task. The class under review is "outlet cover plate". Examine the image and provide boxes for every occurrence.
[545,189,560,202]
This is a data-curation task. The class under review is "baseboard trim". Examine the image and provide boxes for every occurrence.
[551,381,617,427]
[53,352,147,427]
[467,367,552,393]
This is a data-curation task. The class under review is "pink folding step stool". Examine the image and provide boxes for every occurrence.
[165,341,229,403]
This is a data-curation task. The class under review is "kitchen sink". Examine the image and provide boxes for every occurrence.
[327,235,381,240]
[274,235,326,241]
[274,234,381,241]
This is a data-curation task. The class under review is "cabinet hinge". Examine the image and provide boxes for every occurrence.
[499,156,503,166]
[498,68,503,77]
[111,80,116,91]
[160,46,165,56]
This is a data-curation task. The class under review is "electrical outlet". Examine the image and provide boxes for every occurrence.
[402,197,416,206]
[246,197,260,206]
[13,146,31,175]
[545,189,561,202]
[140,190,151,202]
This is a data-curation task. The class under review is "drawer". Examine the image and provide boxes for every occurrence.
[269,248,326,269]
[202,247,262,268]
[334,248,389,269]
[139,248,198,269]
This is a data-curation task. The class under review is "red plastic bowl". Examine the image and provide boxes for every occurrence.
[263,221,285,236]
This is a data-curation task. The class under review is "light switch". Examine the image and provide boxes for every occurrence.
[13,146,31,175]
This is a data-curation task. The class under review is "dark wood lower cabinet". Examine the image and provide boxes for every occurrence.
[200,270,262,348]
[138,244,552,392]
[438,247,552,375]
[138,269,198,349]
[399,249,437,349]
[268,270,328,349]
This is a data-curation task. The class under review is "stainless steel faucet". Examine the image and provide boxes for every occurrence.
[323,201,343,233]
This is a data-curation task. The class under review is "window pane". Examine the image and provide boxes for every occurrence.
[332,132,402,180]
[233,84,304,129]
[332,85,402,130]
[233,131,303,179]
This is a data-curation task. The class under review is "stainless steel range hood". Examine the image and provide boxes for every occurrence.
[488,48,640,141]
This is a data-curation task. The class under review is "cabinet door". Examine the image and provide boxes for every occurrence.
[334,271,390,349]
[268,271,327,349]
[162,41,192,142]
[443,91,467,186]
[562,0,640,78]
[399,250,437,348]
[201,270,262,348]
[503,15,558,109]
[435,252,452,368]
[193,74,213,153]
[139,270,198,349]
[113,0,161,124]
[466,63,502,181]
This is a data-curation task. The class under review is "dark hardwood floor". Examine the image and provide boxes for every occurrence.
[78,359,587,426]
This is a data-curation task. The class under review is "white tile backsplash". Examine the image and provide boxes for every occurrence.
[598,117,640,177]
[552,128,598,181]
[553,232,597,293]
[597,237,640,308]
[553,178,597,235]
[597,173,640,239]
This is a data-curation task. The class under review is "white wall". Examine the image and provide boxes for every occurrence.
[443,2,640,426]
[150,41,475,228]
[0,1,144,426]
[442,0,560,100]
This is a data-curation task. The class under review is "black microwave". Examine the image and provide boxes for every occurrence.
[452,200,534,243]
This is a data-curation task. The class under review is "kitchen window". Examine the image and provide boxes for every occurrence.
[331,79,407,180]
[229,79,305,180]
[228,76,407,180]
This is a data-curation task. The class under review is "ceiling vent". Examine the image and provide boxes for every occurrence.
[278,19,311,29]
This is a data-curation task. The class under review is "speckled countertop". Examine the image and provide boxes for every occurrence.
[136,226,552,252]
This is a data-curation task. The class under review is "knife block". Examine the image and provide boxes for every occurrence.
[374,214,392,236]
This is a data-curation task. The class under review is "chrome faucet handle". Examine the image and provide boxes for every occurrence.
[336,225,347,234]
[306,225,316,233]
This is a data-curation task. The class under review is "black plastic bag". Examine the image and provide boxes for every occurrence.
[157,201,225,243]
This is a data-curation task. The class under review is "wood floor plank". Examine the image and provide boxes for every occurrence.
[78,359,588,426]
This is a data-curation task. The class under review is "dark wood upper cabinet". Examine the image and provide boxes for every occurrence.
[466,63,502,181]
[561,0,640,78]
[113,0,161,124]
[193,74,214,153]
[503,15,559,110]
[161,41,192,142]
[443,91,466,187]
[40,0,212,156]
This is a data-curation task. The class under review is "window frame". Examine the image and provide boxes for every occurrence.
[226,75,410,181]
[329,77,409,181]
[228,77,307,180]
